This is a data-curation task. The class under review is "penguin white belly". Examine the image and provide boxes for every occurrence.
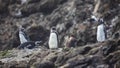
[97,24,105,42]
[21,0,27,4]
[19,33,28,44]
[48,33,58,49]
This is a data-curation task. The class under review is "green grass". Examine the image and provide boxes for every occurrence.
[0,50,13,59]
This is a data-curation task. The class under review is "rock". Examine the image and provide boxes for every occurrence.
[0,0,119,50]
[101,40,117,56]
[42,52,57,63]
[0,39,119,67]
[96,64,109,68]
[0,0,120,68]
[37,61,55,68]
[104,51,120,67]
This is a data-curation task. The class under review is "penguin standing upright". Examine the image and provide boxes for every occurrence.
[48,27,58,49]
[21,0,27,5]
[19,26,29,44]
[97,18,106,42]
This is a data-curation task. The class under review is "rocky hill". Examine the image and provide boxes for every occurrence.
[0,0,120,68]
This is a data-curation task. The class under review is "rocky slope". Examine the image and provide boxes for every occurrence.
[0,0,120,68]
[0,39,120,68]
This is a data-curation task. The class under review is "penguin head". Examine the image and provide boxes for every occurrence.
[89,15,98,22]
[51,27,56,33]
[19,26,25,32]
[98,18,104,25]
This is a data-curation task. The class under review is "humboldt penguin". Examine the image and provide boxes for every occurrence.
[18,26,42,49]
[19,26,29,44]
[97,18,106,42]
[48,27,58,49]
[21,0,27,5]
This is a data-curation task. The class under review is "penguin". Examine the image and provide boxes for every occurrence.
[18,26,42,49]
[65,34,77,48]
[19,26,29,44]
[21,0,27,5]
[48,27,59,49]
[97,18,106,42]
[18,41,42,49]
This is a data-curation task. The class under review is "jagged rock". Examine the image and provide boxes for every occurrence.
[0,0,120,68]
[27,25,49,44]
[2,60,29,68]
[104,51,120,67]
[20,0,68,16]
[0,39,119,67]
[37,61,55,68]
[42,52,57,63]
[0,0,119,50]
[101,40,117,56]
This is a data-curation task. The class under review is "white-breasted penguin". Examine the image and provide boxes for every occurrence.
[18,26,42,49]
[97,18,106,42]
[48,27,59,49]
[19,26,29,44]
[21,0,27,5]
